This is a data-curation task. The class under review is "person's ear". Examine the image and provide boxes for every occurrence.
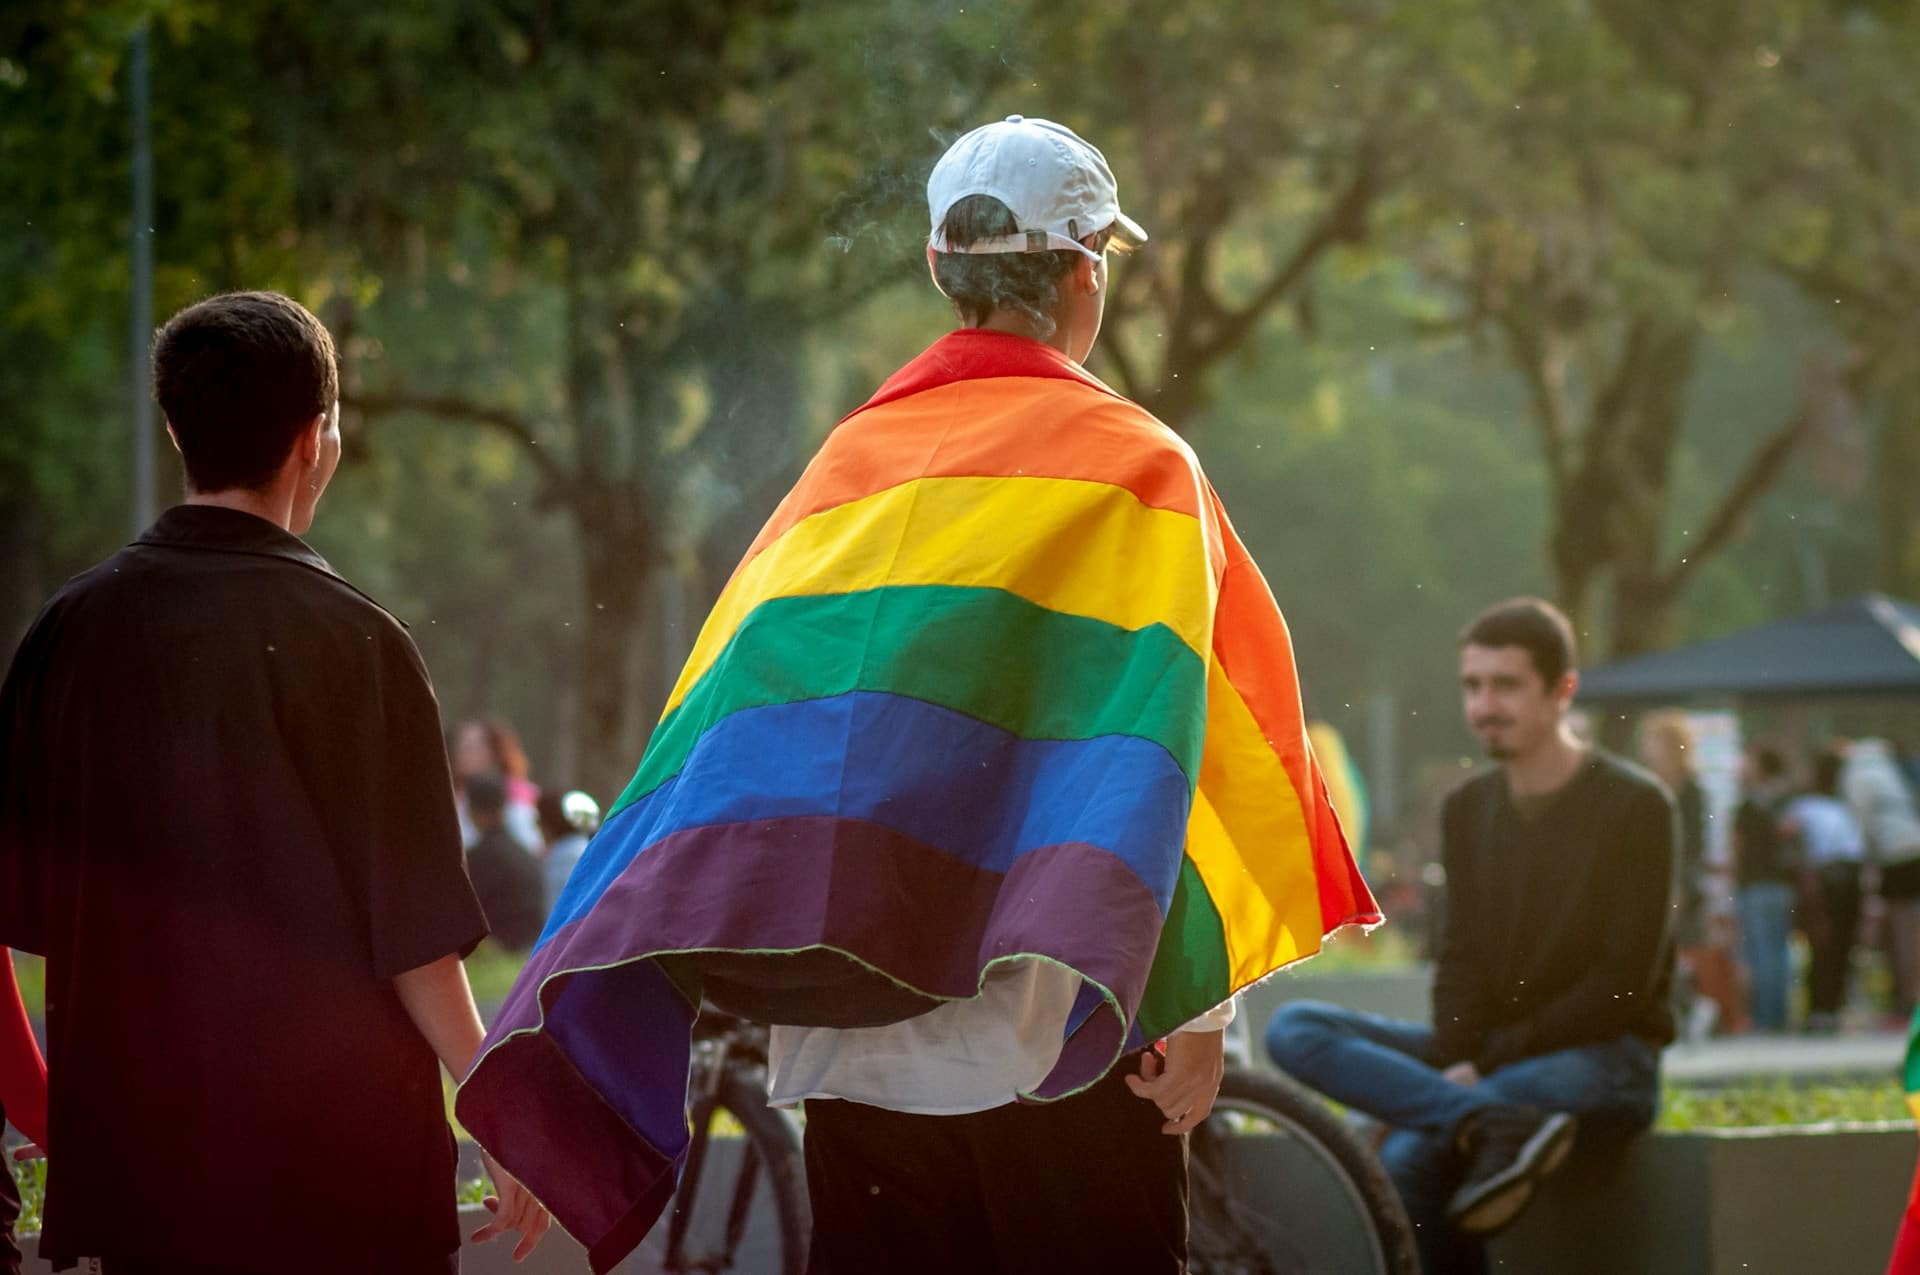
[927,244,942,289]
[1556,670,1580,708]
[165,421,182,455]
[297,411,327,468]
[1076,251,1101,295]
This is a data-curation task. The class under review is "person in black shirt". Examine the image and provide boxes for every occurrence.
[1733,744,1796,1032]
[464,776,548,952]
[1268,599,1674,1275]
[0,292,549,1271]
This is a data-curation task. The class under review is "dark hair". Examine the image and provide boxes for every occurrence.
[1460,598,1578,687]
[153,291,338,493]
[932,195,1106,337]
[536,790,572,841]
[1749,743,1787,780]
[1812,749,1845,798]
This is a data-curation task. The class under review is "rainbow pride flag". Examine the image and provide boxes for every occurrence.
[456,329,1381,1271]
[1892,1006,1920,1272]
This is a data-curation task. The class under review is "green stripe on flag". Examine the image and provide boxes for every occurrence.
[611,584,1207,818]
[1135,857,1232,1041]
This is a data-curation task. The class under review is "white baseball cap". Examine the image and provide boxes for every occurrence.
[927,115,1149,262]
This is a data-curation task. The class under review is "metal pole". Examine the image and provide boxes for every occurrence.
[129,25,155,533]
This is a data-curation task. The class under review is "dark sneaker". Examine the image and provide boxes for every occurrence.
[1445,1106,1577,1235]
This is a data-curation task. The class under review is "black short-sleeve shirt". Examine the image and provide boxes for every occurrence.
[0,506,488,1271]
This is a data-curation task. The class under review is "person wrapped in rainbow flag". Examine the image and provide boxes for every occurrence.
[456,115,1380,1274]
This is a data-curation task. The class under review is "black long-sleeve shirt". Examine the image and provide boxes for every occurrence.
[1429,752,1677,1072]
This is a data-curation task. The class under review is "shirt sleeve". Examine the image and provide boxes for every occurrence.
[365,630,489,980]
[1173,995,1238,1033]
[0,949,47,1149]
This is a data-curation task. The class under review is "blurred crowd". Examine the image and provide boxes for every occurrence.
[448,717,600,954]
[1640,717,1920,1039]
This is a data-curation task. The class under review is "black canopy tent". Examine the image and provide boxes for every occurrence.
[1577,594,1920,708]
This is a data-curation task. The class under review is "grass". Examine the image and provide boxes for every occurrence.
[7,1155,44,1235]
[10,952,42,1019]
[463,942,527,1005]
[1657,1079,1910,1131]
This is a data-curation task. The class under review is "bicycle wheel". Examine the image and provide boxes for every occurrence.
[1188,1066,1418,1275]
[660,1070,810,1274]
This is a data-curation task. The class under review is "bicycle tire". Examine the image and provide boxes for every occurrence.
[678,1069,808,1275]
[1189,1066,1418,1275]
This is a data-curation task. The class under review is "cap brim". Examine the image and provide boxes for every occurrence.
[1111,210,1149,247]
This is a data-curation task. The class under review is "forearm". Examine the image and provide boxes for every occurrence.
[0,948,47,1147]
[392,952,487,1080]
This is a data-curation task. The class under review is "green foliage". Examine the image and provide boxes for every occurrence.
[6,1154,45,1236]
[463,942,530,1008]
[1657,1080,1910,1131]
[5,0,1919,802]
[10,953,42,1020]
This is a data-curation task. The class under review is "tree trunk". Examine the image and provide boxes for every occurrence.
[572,483,657,801]
[1880,398,1920,596]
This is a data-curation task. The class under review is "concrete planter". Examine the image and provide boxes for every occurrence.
[1489,1123,1914,1274]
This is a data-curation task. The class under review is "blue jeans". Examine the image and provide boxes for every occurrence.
[1265,1001,1660,1275]
[1738,882,1795,1032]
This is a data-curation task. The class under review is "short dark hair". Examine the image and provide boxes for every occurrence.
[932,195,1110,337]
[466,774,507,821]
[1749,743,1787,780]
[1812,749,1845,797]
[152,291,339,493]
[1460,598,1578,687]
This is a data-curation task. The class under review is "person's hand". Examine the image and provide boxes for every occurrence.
[1442,1061,1480,1087]
[10,1143,42,1161]
[1126,1030,1225,1135]
[469,1152,551,1261]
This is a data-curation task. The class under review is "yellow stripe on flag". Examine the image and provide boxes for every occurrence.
[669,475,1217,715]
[1185,663,1329,986]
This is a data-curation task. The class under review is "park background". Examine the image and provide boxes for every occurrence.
[7,1,1920,825]
[10,3,1920,1268]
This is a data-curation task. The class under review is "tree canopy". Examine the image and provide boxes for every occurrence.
[5,0,1916,817]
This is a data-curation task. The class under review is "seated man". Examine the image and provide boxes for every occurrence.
[1267,599,1675,1274]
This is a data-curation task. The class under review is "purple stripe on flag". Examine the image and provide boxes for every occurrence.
[459,815,1167,1270]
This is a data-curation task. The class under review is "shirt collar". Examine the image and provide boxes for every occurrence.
[135,504,340,578]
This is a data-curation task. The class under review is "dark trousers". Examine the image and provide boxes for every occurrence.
[803,1054,1188,1275]
[1805,862,1864,1018]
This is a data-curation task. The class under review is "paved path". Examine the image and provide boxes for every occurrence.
[1661,1029,1905,1083]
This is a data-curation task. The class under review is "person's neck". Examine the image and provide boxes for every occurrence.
[1503,726,1589,799]
[968,313,1075,361]
[184,485,294,531]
